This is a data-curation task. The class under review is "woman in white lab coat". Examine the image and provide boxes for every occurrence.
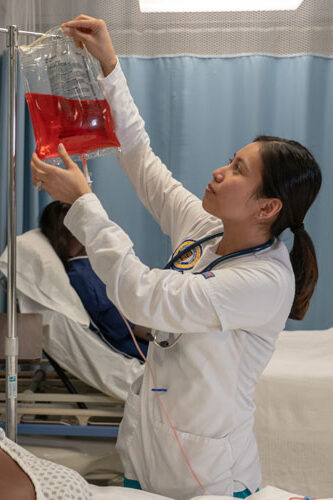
[31,16,322,500]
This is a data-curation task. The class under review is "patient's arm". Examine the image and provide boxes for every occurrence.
[133,324,151,342]
[0,449,36,500]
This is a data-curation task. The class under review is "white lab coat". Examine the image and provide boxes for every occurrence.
[65,60,295,500]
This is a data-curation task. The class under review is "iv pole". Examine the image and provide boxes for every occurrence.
[0,25,46,442]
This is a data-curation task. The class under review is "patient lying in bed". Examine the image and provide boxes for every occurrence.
[2,425,332,500]
[0,428,92,500]
[39,201,149,361]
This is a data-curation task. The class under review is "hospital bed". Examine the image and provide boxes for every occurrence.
[254,326,333,498]
[0,228,145,400]
[0,228,144,482]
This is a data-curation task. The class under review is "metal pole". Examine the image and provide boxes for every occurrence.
[5,25,18,442]
[0,25,52,442]
[0,27,59,37]
[0,27,45,36]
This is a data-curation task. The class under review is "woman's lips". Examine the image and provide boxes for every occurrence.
[205,182,215,193]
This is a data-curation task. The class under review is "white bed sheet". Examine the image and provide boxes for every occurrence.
[254,328,333,498]
[89,485,333,500]
[18,293,144,401]
[0,229,91,326]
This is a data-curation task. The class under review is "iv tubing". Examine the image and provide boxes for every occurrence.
[119,311,206,494]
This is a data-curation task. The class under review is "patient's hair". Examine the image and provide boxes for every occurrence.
[254,136,322,321]
[39,201,79,271]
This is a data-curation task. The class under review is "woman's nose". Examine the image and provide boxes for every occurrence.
[213,167,225,182]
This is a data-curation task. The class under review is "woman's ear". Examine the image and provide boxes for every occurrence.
[258,198,283,222]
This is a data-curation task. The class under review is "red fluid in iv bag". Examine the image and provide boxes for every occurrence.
[26,92,120,159]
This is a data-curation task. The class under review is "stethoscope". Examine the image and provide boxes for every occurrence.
[148,232,274,349]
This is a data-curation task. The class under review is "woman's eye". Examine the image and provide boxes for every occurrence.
[228,156,240,173]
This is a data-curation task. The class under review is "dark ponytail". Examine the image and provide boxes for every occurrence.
[39,201,73,270]
[254,136,322,320]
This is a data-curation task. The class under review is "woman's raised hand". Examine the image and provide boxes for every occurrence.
[62,15,117,77]
[31,144,92,204]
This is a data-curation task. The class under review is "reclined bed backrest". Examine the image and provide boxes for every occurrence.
[0,229,145,400]
[0,229,90,326]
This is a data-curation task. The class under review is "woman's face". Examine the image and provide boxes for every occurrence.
[202,142,264,223]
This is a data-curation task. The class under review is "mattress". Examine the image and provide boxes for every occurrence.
[254,328,333,498]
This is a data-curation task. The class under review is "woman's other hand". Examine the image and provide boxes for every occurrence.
[31,144,92,204]
[62,15,117,77]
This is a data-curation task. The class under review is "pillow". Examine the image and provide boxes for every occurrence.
[0,229,90,326]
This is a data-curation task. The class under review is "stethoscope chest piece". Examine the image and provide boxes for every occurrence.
[147,332,183,350]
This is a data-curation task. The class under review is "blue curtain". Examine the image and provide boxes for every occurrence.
[1,53,332,330]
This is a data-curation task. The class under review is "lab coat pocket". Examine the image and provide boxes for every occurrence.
[147,422,234,499]
[116,375,142,473]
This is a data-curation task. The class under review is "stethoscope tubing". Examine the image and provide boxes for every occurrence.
[164,232,223,270]
[197,236,274,273]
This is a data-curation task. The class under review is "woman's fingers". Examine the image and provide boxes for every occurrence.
[57,143,76,170]
[31,154,57,190]
[62,18,106,40]
[30,147,92,204]
[75,40,84,49]
[62,19,103,33]
[31,153,52,179]
[61,16,116,75]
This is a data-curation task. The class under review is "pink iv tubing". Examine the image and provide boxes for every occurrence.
[119,311,206,495]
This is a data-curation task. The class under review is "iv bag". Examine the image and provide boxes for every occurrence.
[19,26,120,165]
